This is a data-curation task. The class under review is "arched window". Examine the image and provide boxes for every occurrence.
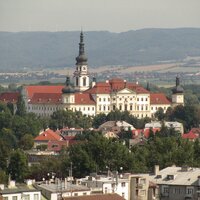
[83,77,86,86]
[76,77,78,86]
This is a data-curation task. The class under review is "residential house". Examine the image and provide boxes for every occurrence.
[62,193,125,200]
[149,165,200,200]
[35,181,91,200]
[0,180,41,200]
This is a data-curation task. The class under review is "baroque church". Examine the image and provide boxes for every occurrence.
[21,32,184,118]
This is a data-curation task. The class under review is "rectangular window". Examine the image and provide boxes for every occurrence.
[12,196,17,200]
[121,182,126,187]
[113,105,116,110]
[130,105,133,110]
[119,105,122,110]
[34,194,39,200]
[74,193,78,196]
[23,195,30,200]
[125,104,127,111]
[3,197,8,200]
[164,187,169,193]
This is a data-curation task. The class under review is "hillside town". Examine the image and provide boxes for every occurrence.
[0,32,200,200]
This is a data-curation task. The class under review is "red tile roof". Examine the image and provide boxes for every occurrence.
[34,129,63,141]
[29,93,62,104]
[85,78,149,94]
[48,140,69,152]
[24,85,64,99]
[189,128,200,135]
[182,131,198,140]
[0,92,20,103]
[75,93,95,105]
[132,128,160,138]
[150,93,171,105]
[63,194,125,200]
[143,128,160,138]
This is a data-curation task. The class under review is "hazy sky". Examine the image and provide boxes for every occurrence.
[1,0,200,32]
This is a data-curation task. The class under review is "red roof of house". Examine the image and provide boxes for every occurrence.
[0,92,20,103]
[63,194,125,200]
[143,128,160,138]
[34,129,63,141]
[24,85,64,99]
[189,128,200,135]
[75,93,95,105]
[132,128,160,138]
[182,131,198,140]
[48,140,69,152]
[85,78,149,94]
[150,93,171,105]
[29,93,62,104]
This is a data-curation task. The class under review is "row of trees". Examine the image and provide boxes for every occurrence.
[13,130,200,182]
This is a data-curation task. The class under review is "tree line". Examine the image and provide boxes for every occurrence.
[0,92,200,183]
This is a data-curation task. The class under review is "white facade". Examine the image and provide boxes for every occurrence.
[77,175,129,200]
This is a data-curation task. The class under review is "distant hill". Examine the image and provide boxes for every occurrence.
[1,28,200,71]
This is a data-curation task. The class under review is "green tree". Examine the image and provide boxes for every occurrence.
[19,134,34,150]
[8,149,28,182]
[92,113,107,128]
[154,107,165,121]
[16,94,26,116]
[0,140,10,170]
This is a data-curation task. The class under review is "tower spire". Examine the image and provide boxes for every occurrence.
[76,31,87,65]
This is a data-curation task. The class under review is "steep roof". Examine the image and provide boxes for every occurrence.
[24,85,64,99]
[150,93,171,105]
[75,93,95,105]
[63,194,125,200]
[85,78,149,94]
[34,129,62,141]
[182,131,198,140]
[29,93,62,104]
[0,92,20,103]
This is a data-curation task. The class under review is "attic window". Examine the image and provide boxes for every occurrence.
[167,175,175,180]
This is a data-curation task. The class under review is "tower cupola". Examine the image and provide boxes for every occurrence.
[172,76,184,94]
[62,76,75,94]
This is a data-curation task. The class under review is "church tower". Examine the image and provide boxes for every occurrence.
[172,76,184,106]
[73,31,90,92]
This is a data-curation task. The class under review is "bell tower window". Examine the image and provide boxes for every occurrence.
[83,77,86,86]
[76,77,79,86]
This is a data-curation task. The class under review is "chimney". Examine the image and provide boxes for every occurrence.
[0,184,4,190]
[8,180,16,188]
[154,165,159,176]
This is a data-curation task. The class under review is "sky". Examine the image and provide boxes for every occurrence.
[0,0,200,33]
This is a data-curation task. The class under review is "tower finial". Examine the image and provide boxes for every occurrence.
[76,31,88,65]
